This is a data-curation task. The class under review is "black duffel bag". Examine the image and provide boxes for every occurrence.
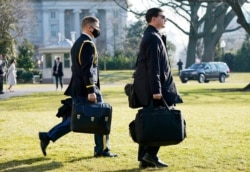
[71,102,112,135]
[130,99,186,146]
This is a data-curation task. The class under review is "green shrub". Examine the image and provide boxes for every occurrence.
[31,69,41,75]
[99,56,136,70]
[19,71,33,83]
[16,68,43,83]
[16,68,26,81]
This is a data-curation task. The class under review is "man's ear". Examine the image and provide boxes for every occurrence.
[88,26,93,32]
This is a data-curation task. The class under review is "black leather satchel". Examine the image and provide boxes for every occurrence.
[130,99,186,146]
[71,102,112,135]
[124,83,142,108]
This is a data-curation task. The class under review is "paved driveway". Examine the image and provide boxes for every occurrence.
[0,84,66,100]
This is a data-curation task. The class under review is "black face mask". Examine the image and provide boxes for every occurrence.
[92,28,100,38]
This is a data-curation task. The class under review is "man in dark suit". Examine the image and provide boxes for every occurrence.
[64,16,117,157]
[177,59,183,75]
[53,57,63,90]
[134,8,183,168]
[0,55,8,94]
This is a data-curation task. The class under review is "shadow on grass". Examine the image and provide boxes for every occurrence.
[0,157,63,172]
[103,168,165,172]
[104,169,143,172]
[184,87,249,95]
[211,88,249,92]
[66,155,95,163]
[66,157,163,172]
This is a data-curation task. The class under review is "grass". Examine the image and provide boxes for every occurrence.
[0,71,250,172]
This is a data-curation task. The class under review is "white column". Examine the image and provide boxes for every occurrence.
[73,9,81,38]
[71,32,76,42]
[87,9,98,45]
[58,9,65,40]
[42,9,49,46]
[105,9,114,55]
[120,9,127,50]
[58,32,62,43]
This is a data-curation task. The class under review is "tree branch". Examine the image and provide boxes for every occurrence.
[167,18,190,35]
[224,25,242,32]
[226,0,250,35]
[113,0,145,17]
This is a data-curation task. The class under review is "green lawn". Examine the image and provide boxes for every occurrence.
[0,71,249,172]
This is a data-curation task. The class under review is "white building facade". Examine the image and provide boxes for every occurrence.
[28,0,128,83]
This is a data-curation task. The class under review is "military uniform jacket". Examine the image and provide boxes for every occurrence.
[65,34,100,97]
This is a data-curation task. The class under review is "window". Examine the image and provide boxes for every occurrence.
[65,10,74,39]
[210,64,217,70]
[114,23,118,36]
[50,11,56,19]
[50,24,58,38]
[64,53,70,68]
[113,10,118,17]
[45,54,52,68]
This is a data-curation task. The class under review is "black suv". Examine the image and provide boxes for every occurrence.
[179,62,230,83]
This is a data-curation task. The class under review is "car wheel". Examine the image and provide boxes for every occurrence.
[180,77,188,83]
[219,74,226,83]
[198,74,205,83]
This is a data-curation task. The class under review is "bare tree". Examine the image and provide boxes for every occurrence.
[175,0,250,90]
[202,1,244,62]
[226,0,250,34]
[115,0,249,67]
[155,0,248,66]
[0,0,35,56]
[116,0,250,89]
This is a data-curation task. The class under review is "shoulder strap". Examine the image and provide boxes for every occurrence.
[78,40,98,65]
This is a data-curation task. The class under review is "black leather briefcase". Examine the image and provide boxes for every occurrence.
[71,102,112,135]
[132,102,186,146]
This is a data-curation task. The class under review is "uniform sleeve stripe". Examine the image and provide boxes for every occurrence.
[78,40,97,65]
[86,85,95,88]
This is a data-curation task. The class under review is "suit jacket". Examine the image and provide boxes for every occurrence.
[64,34,100,97]
[134,25,182,106]
[53,61,63,77]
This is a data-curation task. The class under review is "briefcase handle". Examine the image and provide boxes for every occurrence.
[150,98,170,111]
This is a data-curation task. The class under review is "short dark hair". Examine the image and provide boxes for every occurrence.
[145,8,163,23]
[81,16,99,28]
[10,58,15,64]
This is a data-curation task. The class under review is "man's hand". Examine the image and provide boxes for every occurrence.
[153,93,162,100]
[88,93,97,102]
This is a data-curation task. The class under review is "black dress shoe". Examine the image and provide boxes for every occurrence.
[139,160,156,169]
[142,153,168,168]
[39,132,50,156]
[94,151,118,157]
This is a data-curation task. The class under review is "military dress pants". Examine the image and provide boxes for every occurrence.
[72,88,111,154]
[47,116,71,142]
